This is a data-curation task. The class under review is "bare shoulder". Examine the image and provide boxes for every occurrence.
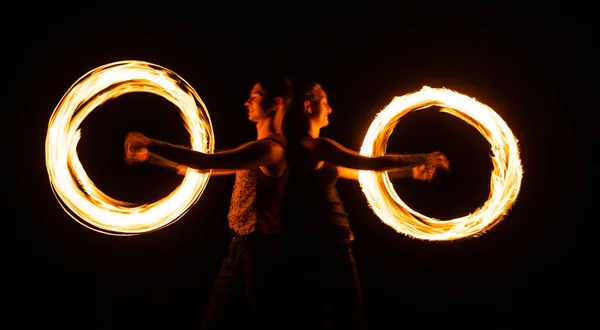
[319,137,339,145]
[299,137,321,151]
[314,137,345,151]
[259,137,285,153]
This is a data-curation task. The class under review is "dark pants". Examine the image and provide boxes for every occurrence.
[200,232,288,330]
[287,235,365,330]
[201,232,364,329]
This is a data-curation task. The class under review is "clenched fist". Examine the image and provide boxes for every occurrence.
[426,151,450,171]
[124,131,152,166]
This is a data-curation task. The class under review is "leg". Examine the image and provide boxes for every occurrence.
[322,240,365,330]
[241,233,288,330]
[287,239,330,330]
[200,237,246,330]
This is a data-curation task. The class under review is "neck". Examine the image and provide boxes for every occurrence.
[308,126,320,138]
[256,119,274,139]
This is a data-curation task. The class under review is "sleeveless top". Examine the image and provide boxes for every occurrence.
[283,139,354,241]
[227,133,288,236]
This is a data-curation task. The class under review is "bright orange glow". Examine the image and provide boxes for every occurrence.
[45,60,215,235]
[359,86,523,241]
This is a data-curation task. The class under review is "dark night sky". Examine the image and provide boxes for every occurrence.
[6,1,592,329]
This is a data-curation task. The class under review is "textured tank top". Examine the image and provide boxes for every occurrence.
[227,134,288,236]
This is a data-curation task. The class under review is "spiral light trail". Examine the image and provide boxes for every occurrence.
[359,86,523,241]
[45,60,214,235]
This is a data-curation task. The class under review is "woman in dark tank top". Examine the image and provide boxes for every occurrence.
[285,150,353,240]
[281,80,451,329]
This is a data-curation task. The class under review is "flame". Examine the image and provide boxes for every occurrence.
[45,60,214,235]
[359,86,523,241]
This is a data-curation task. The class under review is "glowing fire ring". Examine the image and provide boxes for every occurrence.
[359,86,523,241]
[45,60,214,235]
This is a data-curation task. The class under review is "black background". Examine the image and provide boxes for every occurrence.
[7,1,592,328]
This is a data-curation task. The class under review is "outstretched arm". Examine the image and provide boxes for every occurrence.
[310,137,449,172]
[146,152,236,176]
[338,164,437,181]
[125,131,284,171]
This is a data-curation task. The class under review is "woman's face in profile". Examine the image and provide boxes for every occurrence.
[245,83,268,122]
[314,90,332,128]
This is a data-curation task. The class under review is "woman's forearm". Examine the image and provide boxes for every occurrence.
[354,154,429,171]
[146,152,187,175]
[387,166,415,179]
[395,153,430,166]
[149,140,214,170]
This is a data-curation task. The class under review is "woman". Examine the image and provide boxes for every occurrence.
[281,81,450,329]
[124,76,294,329]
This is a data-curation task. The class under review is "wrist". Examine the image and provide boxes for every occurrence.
[396,154,428,166]
[147,152,180,173]
[148,138,167,151]
[176,165,187,175]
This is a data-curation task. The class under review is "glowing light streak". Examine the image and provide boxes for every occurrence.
[359,86,523,241]
[45,60,214,235]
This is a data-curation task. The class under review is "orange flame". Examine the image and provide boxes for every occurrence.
[45,60,214,235]
[359,86,523,241]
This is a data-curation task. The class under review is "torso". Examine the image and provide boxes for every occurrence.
[227,133,288,236]
[284,135,353,241]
